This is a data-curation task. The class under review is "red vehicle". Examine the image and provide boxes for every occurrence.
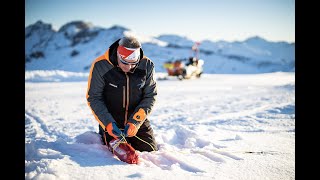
[163,57,204,80]
[163,42,204,80]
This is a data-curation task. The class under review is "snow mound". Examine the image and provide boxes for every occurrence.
[25,70,89,82]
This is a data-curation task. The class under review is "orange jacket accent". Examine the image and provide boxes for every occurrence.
[86,51,112,130]
[133,108,146,122]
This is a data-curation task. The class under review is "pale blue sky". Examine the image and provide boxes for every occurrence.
[25,0,295,43]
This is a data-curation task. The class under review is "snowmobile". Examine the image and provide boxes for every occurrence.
[163,57,204,80]
[163,42,204,80]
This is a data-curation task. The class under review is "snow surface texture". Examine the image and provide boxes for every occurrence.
[25,71,295,180]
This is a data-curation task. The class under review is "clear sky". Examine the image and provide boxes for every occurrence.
[25,0,295,43]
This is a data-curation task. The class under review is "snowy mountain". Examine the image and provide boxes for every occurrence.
[25,20,295,74]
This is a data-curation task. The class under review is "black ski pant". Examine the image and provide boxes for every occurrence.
[99,119,158,152]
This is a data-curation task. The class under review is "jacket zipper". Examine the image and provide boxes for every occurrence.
[122,86,125,108]
[124,73,130,126]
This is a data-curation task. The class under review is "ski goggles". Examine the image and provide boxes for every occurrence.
[117,52,140,65]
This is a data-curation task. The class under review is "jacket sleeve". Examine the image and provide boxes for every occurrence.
[86,61,116,130]
[128,61,157,127]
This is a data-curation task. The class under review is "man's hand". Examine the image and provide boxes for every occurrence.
[106,122,124,139]
[124,123,139,137]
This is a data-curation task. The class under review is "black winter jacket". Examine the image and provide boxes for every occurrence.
[86,39,157,131]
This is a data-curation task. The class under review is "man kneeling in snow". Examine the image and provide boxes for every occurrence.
[86,36,158,155]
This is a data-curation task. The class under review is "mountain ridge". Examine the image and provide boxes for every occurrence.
[25,20,295,74]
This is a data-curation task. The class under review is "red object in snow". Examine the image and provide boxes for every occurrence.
[109,139,139,164]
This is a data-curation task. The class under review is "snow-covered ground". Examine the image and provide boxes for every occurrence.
[25,72,295,180]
